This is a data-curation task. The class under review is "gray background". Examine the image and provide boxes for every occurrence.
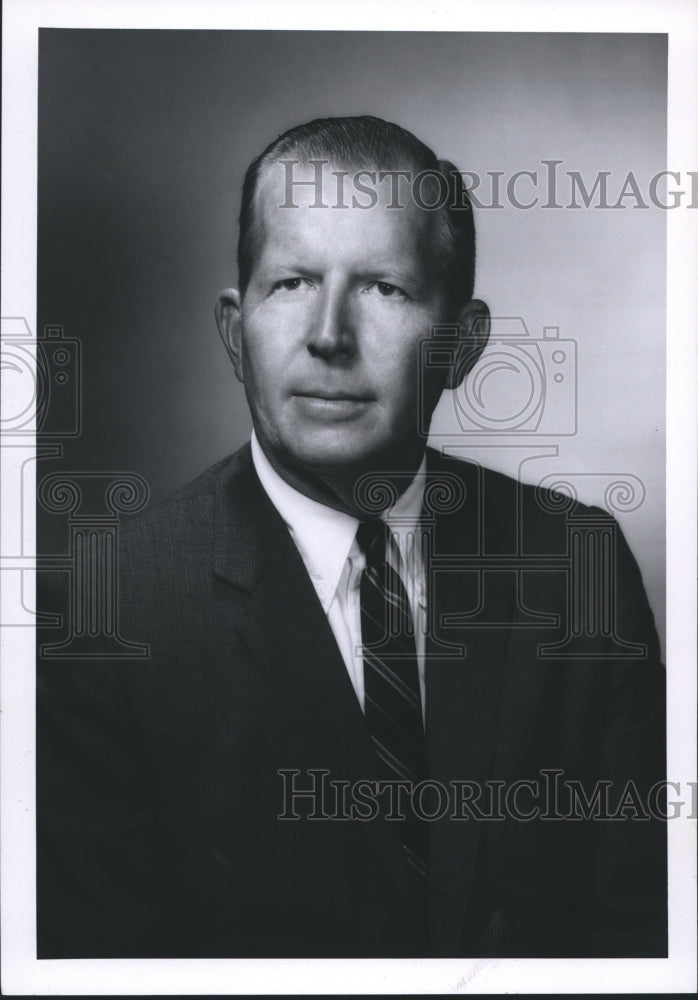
[38,30,666,647]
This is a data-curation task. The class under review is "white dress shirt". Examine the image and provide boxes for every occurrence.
[251,432,427,715]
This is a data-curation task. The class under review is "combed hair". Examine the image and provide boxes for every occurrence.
[237,116,476,311]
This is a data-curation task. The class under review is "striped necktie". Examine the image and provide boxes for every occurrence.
[357,519,428,880]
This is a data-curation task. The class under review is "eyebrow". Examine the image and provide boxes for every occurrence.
[359,265,420,280]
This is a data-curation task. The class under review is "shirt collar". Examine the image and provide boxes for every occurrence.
[250,431,426,612]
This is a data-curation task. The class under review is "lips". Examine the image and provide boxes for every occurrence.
[292,390,374,402]
[291,392,373,420]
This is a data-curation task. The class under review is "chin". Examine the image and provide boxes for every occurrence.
[279,428,367,467]
[292,439,419,481]
[289,443,375,473]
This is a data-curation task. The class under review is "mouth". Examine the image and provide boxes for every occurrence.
[291,386,374,403]
[292,391,374,419]
[293,390,374,402]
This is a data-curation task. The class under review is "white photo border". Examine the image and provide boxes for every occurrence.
[1,0,696,994]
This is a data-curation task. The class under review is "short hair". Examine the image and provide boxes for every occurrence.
[237,115,476,312]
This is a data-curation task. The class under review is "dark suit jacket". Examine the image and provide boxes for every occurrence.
[37,445,666,958]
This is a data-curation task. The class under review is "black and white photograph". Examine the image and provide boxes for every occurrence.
[1,0,696,994]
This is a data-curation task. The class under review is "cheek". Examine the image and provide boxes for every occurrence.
[242,305,302,365]
[241,329,281,385]
[373,333,423,389]
[391,340,440,421]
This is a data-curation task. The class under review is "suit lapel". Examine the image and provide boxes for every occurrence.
[210,445,516,950]
[424,452,515,955]
[211,445,425,930]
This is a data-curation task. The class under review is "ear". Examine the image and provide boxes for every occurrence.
[444,299,491,390]
[215,288,244,383]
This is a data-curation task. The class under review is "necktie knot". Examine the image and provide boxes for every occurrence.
[356,518,389,570]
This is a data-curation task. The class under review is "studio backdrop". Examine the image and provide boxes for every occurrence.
[37,30,667,647]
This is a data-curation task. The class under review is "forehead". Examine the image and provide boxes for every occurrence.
[252,158,441,274]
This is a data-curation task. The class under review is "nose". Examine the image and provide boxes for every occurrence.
[306,283,356,361]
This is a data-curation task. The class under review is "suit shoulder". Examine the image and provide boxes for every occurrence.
[426,446,601,521]
[119,445,250,549]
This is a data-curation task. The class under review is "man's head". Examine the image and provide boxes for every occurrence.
[216,115,490,511]
[238,116,478,312]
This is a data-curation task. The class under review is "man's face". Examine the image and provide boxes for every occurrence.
[232,161,450,487]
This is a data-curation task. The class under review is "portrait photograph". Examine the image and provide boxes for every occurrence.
[1,0,695,995]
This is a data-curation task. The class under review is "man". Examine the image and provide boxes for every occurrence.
[37,116,666,959]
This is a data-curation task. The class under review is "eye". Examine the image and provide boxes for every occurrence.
[369,281,407,299]
[273,278,304,292]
